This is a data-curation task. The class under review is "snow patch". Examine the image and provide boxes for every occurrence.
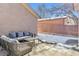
[37,33,79,44]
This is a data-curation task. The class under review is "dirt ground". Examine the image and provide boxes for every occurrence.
[0,43,79,56]
[0,46,8,56]
[24,43,79,56]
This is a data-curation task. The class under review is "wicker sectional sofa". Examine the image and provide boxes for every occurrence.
[0,35,35,56]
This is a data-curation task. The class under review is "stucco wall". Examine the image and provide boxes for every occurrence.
[0,4,37,35]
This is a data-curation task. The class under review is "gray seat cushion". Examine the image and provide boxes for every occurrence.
[23,32,33,37]
[8,32,33,38]
[16,32,24,37]
[9,32,17,38]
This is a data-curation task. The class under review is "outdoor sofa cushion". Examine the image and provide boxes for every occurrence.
[9,32,16,38]
[8,32,34,38]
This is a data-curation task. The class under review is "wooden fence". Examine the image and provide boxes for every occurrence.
[38,22,79,36]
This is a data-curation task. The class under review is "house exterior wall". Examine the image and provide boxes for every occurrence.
[0,4,37,35]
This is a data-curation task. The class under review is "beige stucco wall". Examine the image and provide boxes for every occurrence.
[0,3,37,35]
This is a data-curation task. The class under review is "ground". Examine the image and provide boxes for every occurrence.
[24,43,79,56]
[0,42,79,56]
[0,46,8,56]
[0,33,79,56]
[37,33,78,43]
